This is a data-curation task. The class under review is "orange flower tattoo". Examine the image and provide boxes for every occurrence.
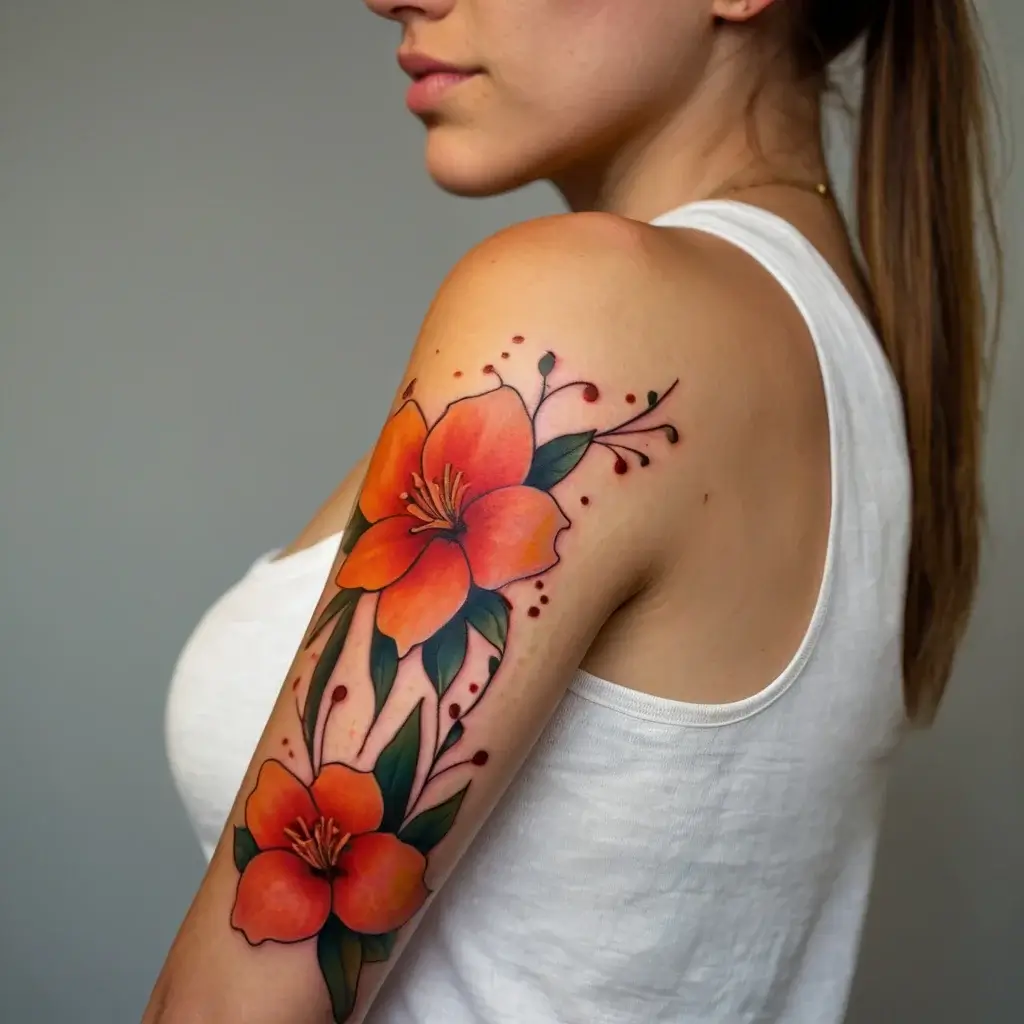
[338,386,570,655]
[231,346,679,1022]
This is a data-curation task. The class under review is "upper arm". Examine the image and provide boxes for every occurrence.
[147,213,702,1024]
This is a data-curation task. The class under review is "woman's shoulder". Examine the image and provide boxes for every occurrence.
[431,209,824,443]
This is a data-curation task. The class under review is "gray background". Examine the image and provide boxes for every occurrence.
[1,1,1020,1021]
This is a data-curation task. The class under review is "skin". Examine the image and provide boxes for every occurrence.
[146,1,872,1021]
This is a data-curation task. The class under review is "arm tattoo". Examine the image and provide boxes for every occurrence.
[228,344,678,1021]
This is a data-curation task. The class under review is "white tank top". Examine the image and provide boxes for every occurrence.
[165,200,911,1024]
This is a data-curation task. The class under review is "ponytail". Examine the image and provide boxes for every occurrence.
[857,0,1000,721]
[797,0,1002,722]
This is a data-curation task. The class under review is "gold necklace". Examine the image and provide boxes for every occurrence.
[708,177,831,202]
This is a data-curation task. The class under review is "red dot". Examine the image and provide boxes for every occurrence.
[528,606,541,618]
[535,580,544,590]
[435,348,440,354]
[469,683,480,694]
[289,750,295,759]
[449,703,461,719]
[454,370,463,378]
[472,750,490,766]
[512,335,524,344]
[580,496,590,506]
[501,351,510,359]
[583,383,600,403]
[614,458,629,475]
[626,393,636,404]
[309,652,318,662]
[282,737,289,746]
[331,685,348,703]
[483,364,495,374]
[540,595,549,605]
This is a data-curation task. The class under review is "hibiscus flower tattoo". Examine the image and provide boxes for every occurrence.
[230,345,679,1022]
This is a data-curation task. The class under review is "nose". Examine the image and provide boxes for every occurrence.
[363,0,454,22]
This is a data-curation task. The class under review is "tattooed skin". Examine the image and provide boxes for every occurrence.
[228,346,678,1022]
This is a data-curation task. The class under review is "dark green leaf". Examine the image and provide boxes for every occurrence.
[524,430,595,491]
[437,721,464,758]
[538,351,556,377]
[488,655,501,678]
[369,628,399,717]
[463,588,509,651]
[399,785,470,856]
[422,617,468,697]
[374,701,423,833]
[317,915,362,1023]
[361,931,397,964]
[306,588,360,649]
[341,503,371,555]
[303,591,360,760]
[232,826,259,873]
[647,390,658,408]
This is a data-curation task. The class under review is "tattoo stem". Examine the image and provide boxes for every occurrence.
[593,378,680,438]
[595,439,650,467]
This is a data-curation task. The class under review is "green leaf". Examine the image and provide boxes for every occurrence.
[361,931,397,964]
[374,701,423,833]
[538,351,556,377]
[317,915,362,1023]
[232,826,259,873]
[488,655,501,678]
[422,617,468,697]
[399,784,470,856]
[303,591,360,760]
[306,588,360,649]
[463,588,509,652]
[524,430,595,491]
[437,721,464,757]
[369,628,399,717]
[647,389,658,408]
[341,502,371,556]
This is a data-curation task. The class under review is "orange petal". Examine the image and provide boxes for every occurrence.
[245,760,319,851]
[310,764,384,836]
[232,850,332,945]
[461,485,570,590]
[360,401,429,523]
[376,539,471,657]
[421,386,533,504]
[337,515,433,591]
[332,832,428,935]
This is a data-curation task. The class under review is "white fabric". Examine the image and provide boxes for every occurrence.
[165,200,911,1023]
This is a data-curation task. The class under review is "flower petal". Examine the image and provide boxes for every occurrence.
[421,386,534,504]
[460,485,570,590]
[310,764,385,837]
[376,539,471,657]
[232,850,332,945]
[332,832,428,935]
[337,515,433,592]
[360,401,429,523]
[245,760,319,851]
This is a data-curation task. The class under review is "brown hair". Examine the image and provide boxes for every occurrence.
[794,0,1002,722]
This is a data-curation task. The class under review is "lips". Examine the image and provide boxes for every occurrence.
[398,52,482,114]
[397,52,480,81]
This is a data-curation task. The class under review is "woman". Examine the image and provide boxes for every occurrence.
[154,1,999,1021]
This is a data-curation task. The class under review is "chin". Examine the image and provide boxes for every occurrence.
[421,126,549,198]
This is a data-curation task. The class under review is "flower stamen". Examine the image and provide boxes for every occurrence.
[284,817,350,873]
[402,464,470,534]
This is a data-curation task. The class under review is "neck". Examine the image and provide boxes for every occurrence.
[550,60,828,223]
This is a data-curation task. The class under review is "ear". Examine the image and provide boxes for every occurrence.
[711,0,778,23]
